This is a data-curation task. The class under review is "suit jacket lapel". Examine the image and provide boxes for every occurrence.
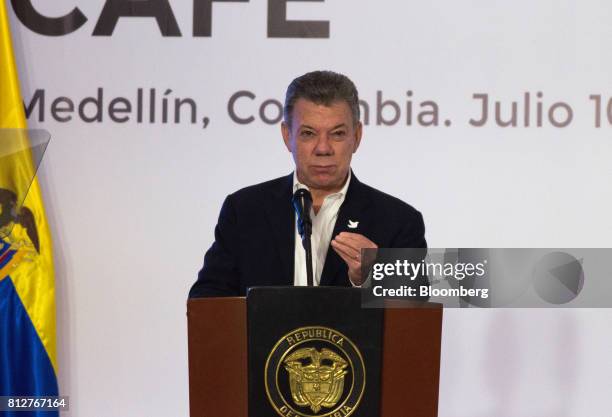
[263,173,294,286]
[320,172,371,286]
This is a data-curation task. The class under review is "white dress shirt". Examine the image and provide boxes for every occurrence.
[293,171,351,286]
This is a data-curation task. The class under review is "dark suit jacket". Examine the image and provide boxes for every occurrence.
[189,172,426,297]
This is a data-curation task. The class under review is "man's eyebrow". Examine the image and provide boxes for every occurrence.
[298,123,347,131]
[329,124,347,130]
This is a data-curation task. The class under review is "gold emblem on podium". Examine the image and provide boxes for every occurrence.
[284,347,348,412]
[265,326,365,417]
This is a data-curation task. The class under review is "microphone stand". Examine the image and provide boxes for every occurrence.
[293,189,314,286]
[302,216,314,287]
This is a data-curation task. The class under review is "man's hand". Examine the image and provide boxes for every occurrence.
[330,232,378,286]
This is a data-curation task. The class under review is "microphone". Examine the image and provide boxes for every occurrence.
[292,189,314,286]
[292,189,312,244]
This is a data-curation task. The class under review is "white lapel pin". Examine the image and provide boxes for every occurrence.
[347,220,359,229]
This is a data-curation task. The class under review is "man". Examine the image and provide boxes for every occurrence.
[189,71,426,298]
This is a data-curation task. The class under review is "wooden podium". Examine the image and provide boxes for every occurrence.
[187,288,442,417]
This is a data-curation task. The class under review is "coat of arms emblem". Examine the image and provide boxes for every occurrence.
[265,326,365,417]
[284,347,348,413]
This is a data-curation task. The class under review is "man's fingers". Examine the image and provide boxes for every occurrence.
[332,245,354,266]
[331,239,360,261]
[331,244,362,272]
[332,240,365,286]
[335,232,364,245]
[333,236,363,252]
[335,232,377,249]
[332,233,378,277]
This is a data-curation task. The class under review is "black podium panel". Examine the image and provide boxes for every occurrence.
[247,287,383,417]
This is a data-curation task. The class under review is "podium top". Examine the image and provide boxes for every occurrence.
[187,286,443,311]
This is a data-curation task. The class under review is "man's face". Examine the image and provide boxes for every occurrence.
[282,99,362,192]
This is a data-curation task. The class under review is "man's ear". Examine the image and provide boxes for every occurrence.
[281,121,292,152]
[353,121,363,153]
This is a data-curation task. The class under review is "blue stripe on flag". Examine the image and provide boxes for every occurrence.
[0,277,58,417]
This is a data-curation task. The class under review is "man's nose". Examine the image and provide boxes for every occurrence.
[314,134,333,155]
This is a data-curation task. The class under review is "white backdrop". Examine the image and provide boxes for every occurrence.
[8,1,612,416]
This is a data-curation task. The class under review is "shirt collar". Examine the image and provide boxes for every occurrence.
[292,170,351,199]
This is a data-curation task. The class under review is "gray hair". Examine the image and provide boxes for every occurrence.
[283,70,360,127]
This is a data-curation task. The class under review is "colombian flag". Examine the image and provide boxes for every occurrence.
[0,2,59,415]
